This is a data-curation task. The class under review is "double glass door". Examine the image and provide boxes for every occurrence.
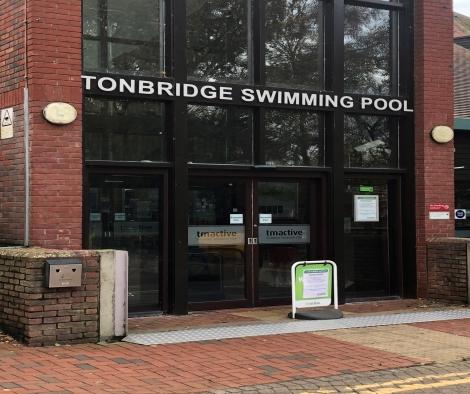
[188,177,317,307]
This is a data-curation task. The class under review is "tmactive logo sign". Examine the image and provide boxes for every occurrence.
[188,225,245,246]
[82,74,414,113]
[259,225,310,245]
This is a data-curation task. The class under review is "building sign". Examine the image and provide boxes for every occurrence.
[188,225,245,246]
[1,108,14,140]
[259,225,310,244]
[354,195,379,222]
[429,204,450,220]
[82,74,414,113]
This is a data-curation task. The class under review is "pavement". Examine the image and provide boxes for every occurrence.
[1,301,470,393]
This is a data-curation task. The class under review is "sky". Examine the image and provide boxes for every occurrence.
[455,0,470,16]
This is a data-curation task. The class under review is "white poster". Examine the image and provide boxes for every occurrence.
[230,214,243,224]
[303,270,329,299]
[259,213,272,224]
[0,108,13,139]
[354,195,379,222]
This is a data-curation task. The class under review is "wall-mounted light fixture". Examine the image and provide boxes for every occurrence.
[431,125,454,144]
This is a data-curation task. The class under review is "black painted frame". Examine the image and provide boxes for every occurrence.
[82,0,415,313]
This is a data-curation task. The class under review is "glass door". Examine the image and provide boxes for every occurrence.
[87,174,164,313]
[188,178,250,305]
[255,180,312,303]
[188,176,318,309]
[344,178,399,298]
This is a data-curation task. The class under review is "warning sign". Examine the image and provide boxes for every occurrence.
[0,108,14,139]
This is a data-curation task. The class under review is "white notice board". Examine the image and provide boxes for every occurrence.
[354,195,379,222]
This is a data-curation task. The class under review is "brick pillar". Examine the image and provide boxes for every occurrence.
[0,0,26,245]
[414,1,455,298]
[27,1,83,249]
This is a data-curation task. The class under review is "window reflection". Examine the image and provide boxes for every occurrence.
[186,0,249,83]
[188,105,253,164]
[265,109,323,166]
[83,0,165,76]
[84,98,167,161]
[344,6,392,95]
[344,115,397,168]
[265,0,322,89]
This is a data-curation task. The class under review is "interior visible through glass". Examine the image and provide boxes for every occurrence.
[258,181,310,299]
[188,178,247,302]
[344,179,390,297]
[88,175,162,312]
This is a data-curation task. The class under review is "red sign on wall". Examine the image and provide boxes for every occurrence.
[429,204,450,212]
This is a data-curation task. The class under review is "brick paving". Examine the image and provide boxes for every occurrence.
[203,360,470,393]
[412,318,470,338]
[0,331,418,393]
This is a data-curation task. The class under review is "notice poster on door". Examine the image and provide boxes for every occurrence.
[354,195,379,222]
[303,270,329,299]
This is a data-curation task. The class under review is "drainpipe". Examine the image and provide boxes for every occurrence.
[23,0,30,247]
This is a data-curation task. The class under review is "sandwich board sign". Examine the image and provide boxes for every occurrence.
[291,260,339,319]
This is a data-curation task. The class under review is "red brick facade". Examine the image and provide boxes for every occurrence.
[0,0,83,249]
[414,0,455,298]
[0,248,99,346]
[0,0,26,245]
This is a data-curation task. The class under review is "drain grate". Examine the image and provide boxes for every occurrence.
[123,309,470,346]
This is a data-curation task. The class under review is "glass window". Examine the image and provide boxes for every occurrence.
[186,0,250,83]
[84,98,167,161]
[265,0,322,89]
[188,178,247,302]
[188,105,253,164]
[265,109,323,166]
[344,6,392,95]
[83,0,165,76]
[344,115,397,168]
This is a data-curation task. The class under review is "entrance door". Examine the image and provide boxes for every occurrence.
[188,177,317,309]
[343,178,402,298]
[87,173,164,313]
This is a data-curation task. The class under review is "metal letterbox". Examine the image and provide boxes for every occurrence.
[45,259,82,288]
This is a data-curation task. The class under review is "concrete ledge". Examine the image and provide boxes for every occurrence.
[0,247,100,346]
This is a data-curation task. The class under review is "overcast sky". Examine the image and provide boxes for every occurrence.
[455,0,470,16]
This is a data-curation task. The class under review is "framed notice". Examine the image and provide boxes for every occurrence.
[354,195,379,222]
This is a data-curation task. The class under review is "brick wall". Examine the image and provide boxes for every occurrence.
[427,238,469,303]
[0,248,99,346]
[414,1,455,297]
[27,1,83,249]
[0,0,26,245]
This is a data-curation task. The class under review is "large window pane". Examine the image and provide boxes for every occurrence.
[84,98,167,161]
[188,105,253,164]
[344,6,392,95]
[186,0,249,83]
[83,0,165,76]
[344,115,397,168]
[265,0,322,89]
[265,110,323,166]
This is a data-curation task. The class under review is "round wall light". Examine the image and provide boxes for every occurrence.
[43,102,77,125]
[431,126,454,144]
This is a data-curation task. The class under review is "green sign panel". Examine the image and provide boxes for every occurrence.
[360,185,374,193]
[293,263,332,308]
